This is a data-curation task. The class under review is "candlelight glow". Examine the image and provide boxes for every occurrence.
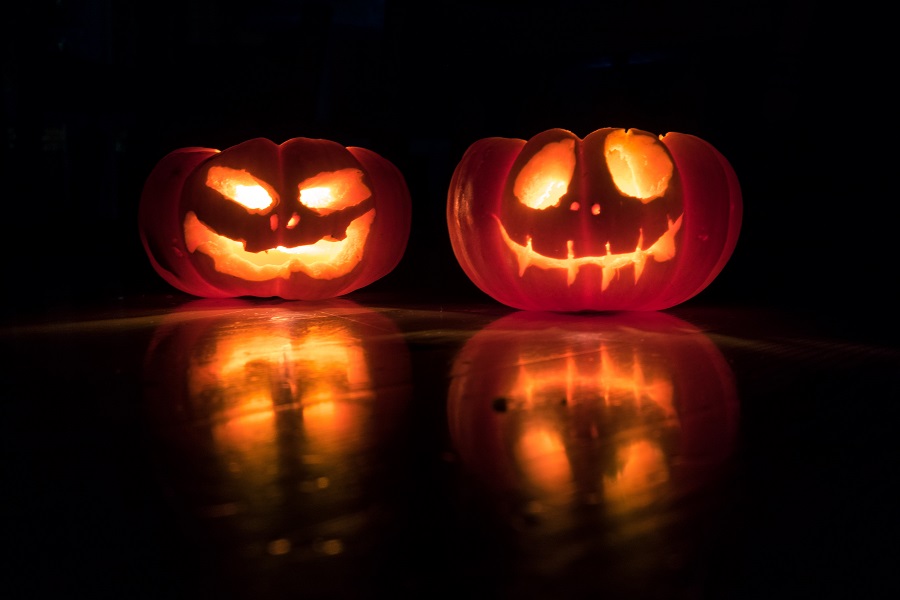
[475,337,679,507]
[184,208,374,281]
[447,311,741,534]
[604,129,673,202]
[298,168,371,215]
[446,126,740,311]
[206,166,277,211]
[514,139,576,209]
[507,343,676,415]
[516,425,573,499]
[188,328,373,412]
[604,439,669,510]
[494,213,682,287]
[185,322,377,478]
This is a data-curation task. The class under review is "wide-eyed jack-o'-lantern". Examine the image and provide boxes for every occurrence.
[139,137,412,300]
[447,128,742,311]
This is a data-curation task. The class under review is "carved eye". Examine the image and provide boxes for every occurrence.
[206,166,278,212]
[603,130,673,203]
[513,139,576,210]
[298,168,371,215]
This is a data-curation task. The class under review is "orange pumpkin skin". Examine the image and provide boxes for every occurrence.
[447,128,742,311]
[139,137,412,300]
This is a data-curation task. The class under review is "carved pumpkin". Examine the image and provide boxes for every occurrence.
[447,128,742,311]
[448,310,739,515]
[139,137,412,300]
[142,299,412,566]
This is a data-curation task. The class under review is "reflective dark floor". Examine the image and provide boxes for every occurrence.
[2,293,897,599]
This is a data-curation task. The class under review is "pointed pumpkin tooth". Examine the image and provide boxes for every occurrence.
[634,254,646,284]
[601,266,615,291]
[517,236,533,276]
[566,240,577,286]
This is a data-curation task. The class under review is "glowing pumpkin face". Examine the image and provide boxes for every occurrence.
[139,137,412,300]
[447,128,742,311]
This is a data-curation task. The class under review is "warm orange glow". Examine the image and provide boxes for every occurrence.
[494,213,682,287]
[603,130,673,202]
[598,344,675,418]
[298,169,371,215]
[603,440,669,511]
[295,335,371,454]
[448,310,740,536]
[189,328,373,410]
[516,425,573,500]
[302,400,368,456]
[183,208,375,281]
[498,340,679,509]
[514,139,576,209]
[206,166,278,212]
[509,344,675,416]
[187,323,376,473]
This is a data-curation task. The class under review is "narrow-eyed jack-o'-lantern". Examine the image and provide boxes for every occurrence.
[140,137,412,300]
[142,299,412,569]
[447,128,742,311]
[448,311,739,520]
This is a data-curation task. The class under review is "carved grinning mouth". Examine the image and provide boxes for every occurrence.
[494,213,683,289]
[183,209,375,281]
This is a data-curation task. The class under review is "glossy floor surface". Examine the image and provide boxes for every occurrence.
[2,294,897,599]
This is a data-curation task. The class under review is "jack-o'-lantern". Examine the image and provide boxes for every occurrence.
[448,310,739,522]
[142,299,412,576]
[447,128,742,311]
[139,137,412,300]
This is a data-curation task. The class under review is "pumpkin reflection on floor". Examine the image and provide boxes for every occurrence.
[447,310,740,590]
[141,298,412,595]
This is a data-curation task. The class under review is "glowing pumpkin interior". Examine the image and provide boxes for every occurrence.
[499,129,681,289]
[185,166,375,282]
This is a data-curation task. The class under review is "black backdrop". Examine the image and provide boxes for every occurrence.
[2,0,892,324]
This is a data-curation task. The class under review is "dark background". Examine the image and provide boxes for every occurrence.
[2,3,898,599]
[1,0,892,323]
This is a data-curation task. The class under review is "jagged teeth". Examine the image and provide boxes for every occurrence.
[516,236,533,276]
[567,240,577,286]
[633,254,646,284]
[601,266,615,291]
[497,213,683,289]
